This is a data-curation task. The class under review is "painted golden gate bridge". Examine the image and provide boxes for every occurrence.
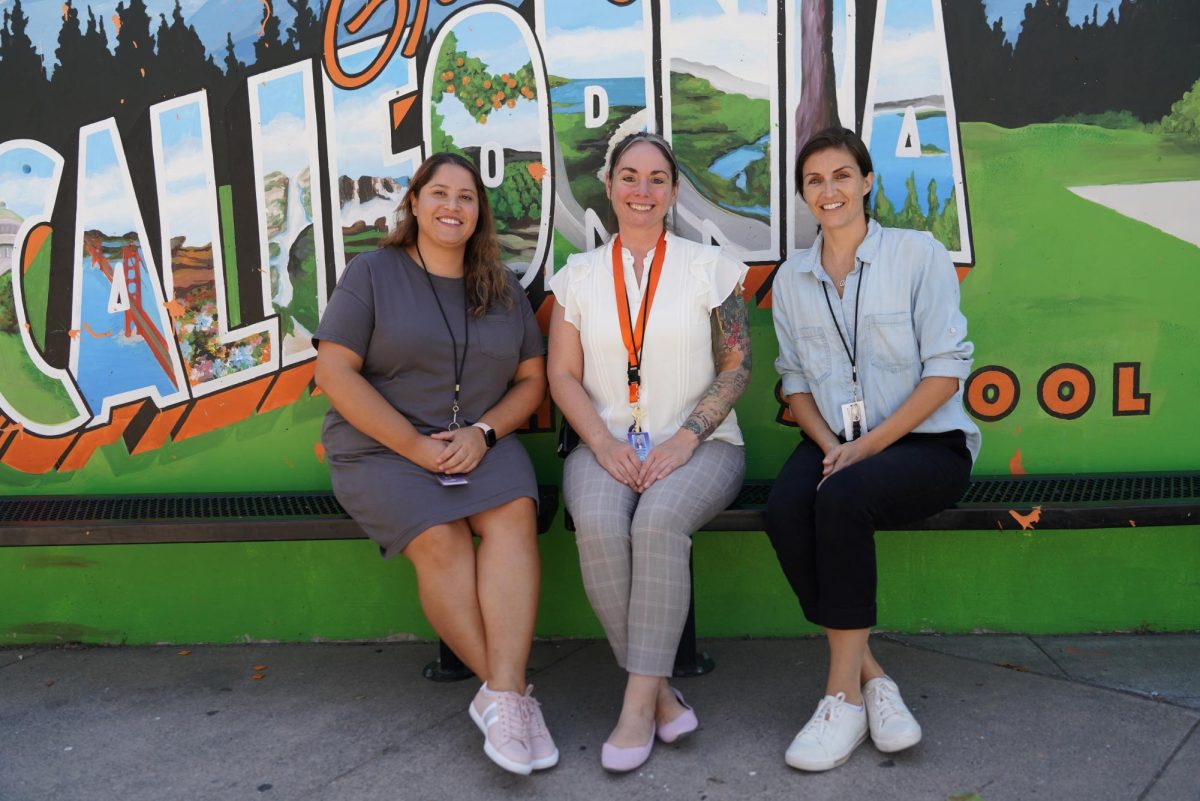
[82,235,178,390]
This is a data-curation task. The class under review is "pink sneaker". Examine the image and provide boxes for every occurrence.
[521,686,559,770]
[469,684,532,775]
[656,687,699,744]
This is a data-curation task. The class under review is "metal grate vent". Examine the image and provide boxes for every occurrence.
[727,474,1200,510]
[960,474,1200,505]
[0,493,349,524]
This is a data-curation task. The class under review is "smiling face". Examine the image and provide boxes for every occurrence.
[605,140,679,237]
[408,163,480,251]
[800,146,874,233]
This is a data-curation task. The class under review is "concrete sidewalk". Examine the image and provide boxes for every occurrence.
[3,634,1198,801]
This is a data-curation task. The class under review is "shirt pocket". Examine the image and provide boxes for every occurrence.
[794,326,832,384]
[866,311,920,372]
[475,312,520,361]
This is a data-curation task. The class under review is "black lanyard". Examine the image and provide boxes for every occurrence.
[415,243,468,429]
[821,260,864,394]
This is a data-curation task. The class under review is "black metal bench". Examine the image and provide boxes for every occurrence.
[4,473,1198,681]
[566,472,1200,677]
[0,486,560,683]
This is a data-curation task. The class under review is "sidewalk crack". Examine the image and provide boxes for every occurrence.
[1029,636,1070,679]
[1136,716,1200,801]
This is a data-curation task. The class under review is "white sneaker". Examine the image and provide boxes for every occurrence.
[863,676,922,753]
[784,692,868,771]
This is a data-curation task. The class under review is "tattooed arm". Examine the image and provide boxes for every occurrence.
[682,288,753,440]
[635,287,752,491]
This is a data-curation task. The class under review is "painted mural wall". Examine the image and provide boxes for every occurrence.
[0,0,1197,494]
[2,0,1199,646]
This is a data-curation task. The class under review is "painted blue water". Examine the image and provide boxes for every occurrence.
[551,78,646,115]
[77,241,179,413]
[709,134,769,182]
[868,112,956,216]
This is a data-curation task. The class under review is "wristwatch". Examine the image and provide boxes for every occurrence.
[471,421,497,449]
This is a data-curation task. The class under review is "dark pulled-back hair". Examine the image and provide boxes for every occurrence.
[382,152,511,316]
[795,126,875,219]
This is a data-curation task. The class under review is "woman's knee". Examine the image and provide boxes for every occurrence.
[403,522,473,573]
[471,497,537,540]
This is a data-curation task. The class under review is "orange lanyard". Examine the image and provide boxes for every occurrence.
[612,231,667,407]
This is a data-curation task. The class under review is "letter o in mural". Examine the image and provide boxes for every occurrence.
[965,366,1020,422]
[423,6,554,289]
[1038,363,1095,420]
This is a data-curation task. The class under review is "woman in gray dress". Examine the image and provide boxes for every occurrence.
[313,153,555,776]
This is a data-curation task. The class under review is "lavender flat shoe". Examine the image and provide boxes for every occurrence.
[601,724,656,772]
[656,688,699,744]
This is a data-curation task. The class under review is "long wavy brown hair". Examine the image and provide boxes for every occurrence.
[382,152,511,316]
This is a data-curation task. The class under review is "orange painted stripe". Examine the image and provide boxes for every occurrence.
[534,295,554,336]
[391,94,417,131]
[128,404,188,455]
[758,287,774,309]
[955,266,971,282]
[173,375,274,442]
[22,223,52,274]
[56,403,142,472]
[1,430,75,474]
[258,360,316,414]
[742,264,775,306]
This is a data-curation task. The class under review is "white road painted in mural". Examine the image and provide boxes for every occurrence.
[1069,181,1200,248]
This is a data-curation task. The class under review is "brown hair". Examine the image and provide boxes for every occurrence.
[382,152,511,316]
[605,131,680,233]
[795,126,875,219]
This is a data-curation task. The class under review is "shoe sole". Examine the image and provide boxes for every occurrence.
[784,728,868,772]
[470,700,534,776]
[872,730,922,753]
[483,741,534,775]
[530,751,560,770]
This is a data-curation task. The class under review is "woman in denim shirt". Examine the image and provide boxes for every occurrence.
[767,127,980,773]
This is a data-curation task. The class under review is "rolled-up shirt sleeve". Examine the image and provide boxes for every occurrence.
[913,238,973,380]
[772,270,812,396]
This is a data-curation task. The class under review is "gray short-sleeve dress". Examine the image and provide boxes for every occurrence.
[314,246,544,558]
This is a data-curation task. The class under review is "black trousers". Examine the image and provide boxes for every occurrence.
[765,430,972,630]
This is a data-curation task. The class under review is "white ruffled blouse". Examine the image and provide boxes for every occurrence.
[549,232,747,448]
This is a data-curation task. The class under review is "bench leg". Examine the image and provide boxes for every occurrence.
[422,640,475,683]
[672,552,715,677]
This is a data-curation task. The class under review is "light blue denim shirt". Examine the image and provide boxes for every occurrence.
[772,220,981,462]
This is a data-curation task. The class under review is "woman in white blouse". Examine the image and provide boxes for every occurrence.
[548,132,752,772]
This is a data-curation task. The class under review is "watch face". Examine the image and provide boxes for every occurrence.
[484,429,497,448]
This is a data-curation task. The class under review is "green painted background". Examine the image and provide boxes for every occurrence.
[3,122,1199,645]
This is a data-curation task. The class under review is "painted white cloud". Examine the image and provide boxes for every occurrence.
[437,96,541,152]
[873,28,944,103]
[543,25,648,79]
[257,112,314,177]
[161,182,217,248]
[79,164,143,236]
[668,11,774,86]
[160,137,211,184]
[331,92,402,179]
[0,172,57,219]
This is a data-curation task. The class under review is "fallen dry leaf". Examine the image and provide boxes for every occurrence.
[253,665,268,671]
[251,673,265,680]
[45,679,55,687]
[177,649,191,656]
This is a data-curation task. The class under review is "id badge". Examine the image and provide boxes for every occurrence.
[627,428,653,462]
[436,473,470,486]
[840,400,868,441]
